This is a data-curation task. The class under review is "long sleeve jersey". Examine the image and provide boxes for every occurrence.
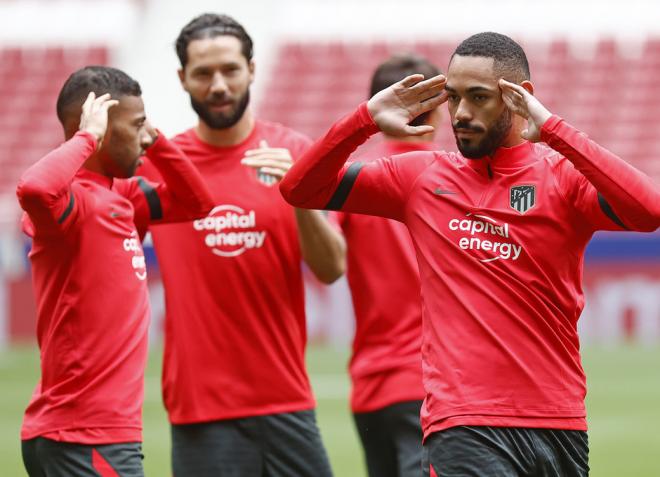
[280,103,660,438]
[16,131,214,444]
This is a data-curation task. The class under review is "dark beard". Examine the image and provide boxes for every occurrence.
[190,90,250,130]
[454,108,512,159]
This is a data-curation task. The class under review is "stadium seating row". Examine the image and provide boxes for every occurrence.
[1,39,659,202]
[258,39,660,184]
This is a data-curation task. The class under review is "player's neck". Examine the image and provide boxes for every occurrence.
[500,119,527,148]
[82,153,109,177]
[195,110,255,147]
[384,131,435,143]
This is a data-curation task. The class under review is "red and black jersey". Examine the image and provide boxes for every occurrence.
[17,131,213,444]
[280,103,660,438]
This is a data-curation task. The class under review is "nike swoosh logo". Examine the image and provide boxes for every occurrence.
[434,188,456,195]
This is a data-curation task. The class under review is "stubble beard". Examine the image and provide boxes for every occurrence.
[456,108,513,159]
[191,89,251,130]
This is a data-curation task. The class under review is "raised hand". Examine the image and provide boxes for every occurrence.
[78,92,119,145]
[144,119,159,143]
[498,79,552,142]
[367,74,447,137]
[240,140,293,186]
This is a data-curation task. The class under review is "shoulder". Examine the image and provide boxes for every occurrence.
[367,150,444,184]
[170,129,196,149]
[256,120,312,149]
[113,176,146,199]
[385,150,455,172]
[533,142,572,172]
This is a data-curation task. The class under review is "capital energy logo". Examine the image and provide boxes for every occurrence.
[123,231,147,280]
[448,212,522,262]
[194,204,267,257]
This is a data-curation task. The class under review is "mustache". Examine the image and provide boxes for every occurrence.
[452,121,485,133]
[206,93,233,105]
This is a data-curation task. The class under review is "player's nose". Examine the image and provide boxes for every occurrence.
[454,98,473,122]
[210,72,228,94]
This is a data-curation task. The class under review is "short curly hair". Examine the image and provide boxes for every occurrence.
[56,65,141,126]
[451,32,530,82]
[175,13,254,68]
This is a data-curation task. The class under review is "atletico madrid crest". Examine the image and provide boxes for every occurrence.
[510,185,536,214]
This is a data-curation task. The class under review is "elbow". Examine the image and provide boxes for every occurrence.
[313,259,346,284]
[279,178,300,206]
[630,219,660,233]
[627,202,660,232]
[280,175,314,209]
[279,178,326,210]
[183,189,214,219]
[308,240,347,285]
[16,177,50,209]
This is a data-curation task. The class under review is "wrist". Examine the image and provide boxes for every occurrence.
[358,102,381,135]
[81,127,104,143]
[76,130,100,148]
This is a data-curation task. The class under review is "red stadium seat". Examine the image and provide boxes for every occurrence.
[257,38,660,184]
[0,46,109,199]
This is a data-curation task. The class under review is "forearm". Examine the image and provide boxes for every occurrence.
[542,116,660,231]
[280,102,380,209]
[295,208,346,284]
[16,131,96,212]
[145,134,214,216]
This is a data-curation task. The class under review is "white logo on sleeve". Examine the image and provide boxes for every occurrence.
[193,204,267,257]
[448,213,522,262]
[123,231,147,280]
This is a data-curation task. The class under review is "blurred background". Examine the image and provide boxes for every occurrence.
[0,0,659,475]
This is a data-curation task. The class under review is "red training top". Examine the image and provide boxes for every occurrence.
[17,131,213,444]
[280,103,660,439]
[139,121,316,424]
[332,138,433,413]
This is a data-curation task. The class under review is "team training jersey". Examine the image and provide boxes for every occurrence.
[281,103,660,438]
[16,131,213,444]
[333,139,432,413]
[140,121,315,424]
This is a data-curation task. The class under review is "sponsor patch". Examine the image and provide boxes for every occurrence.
[510,185,536,214]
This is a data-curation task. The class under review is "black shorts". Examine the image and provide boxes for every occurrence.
[422,426,589,477]
[171,409,333,477]
[22,437,144,477]
[353,400,423,477]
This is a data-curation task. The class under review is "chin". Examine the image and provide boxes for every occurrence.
[456,141,480,159]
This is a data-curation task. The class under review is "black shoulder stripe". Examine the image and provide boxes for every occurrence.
[597,192,628,230]
[137,177,163,220]
[324,162,364,210]
[57,190,75,224]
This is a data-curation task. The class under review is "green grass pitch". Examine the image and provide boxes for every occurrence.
[1,344,659,476]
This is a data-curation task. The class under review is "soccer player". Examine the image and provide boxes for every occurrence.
[16,66,214,476]
[280,32,660,476]
[138,14,344,476]
[334,53,441,477]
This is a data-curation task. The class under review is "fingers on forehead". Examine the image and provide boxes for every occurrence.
[400,74,426,87]
[411,76,446,94]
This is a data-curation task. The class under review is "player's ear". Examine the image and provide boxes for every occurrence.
[177,68,188,92]
[521,80,534,95]
[248,60,255,84]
